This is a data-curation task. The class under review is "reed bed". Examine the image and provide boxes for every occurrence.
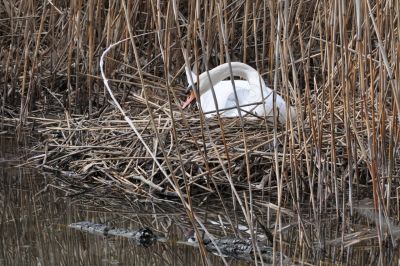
[1,0,400,264]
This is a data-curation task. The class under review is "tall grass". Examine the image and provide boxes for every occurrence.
[1,0,399,264]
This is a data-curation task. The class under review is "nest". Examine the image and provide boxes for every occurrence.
[31,92,297,201]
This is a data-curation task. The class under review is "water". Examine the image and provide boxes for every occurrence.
[0,135,246,265]
[2,134,400,265]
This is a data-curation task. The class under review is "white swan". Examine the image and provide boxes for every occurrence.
[182,62,296,123]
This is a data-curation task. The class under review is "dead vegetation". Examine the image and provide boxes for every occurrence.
[1,0,400,264]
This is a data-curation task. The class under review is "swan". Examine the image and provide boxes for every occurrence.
[182,62,296,123]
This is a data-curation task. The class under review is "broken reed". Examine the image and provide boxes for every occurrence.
[1,0,400,263]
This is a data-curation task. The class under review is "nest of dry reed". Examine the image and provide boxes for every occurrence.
[30,87,297,201]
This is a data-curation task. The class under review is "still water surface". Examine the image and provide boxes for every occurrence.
[0,135,245,265]
[2,134,400,265]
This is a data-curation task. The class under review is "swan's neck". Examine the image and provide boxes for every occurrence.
[197,62,263,95]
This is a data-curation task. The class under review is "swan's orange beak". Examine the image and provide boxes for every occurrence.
[182,90,196,109]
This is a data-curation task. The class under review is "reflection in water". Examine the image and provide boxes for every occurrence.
[0,136,246,265]
[2,134,400,265]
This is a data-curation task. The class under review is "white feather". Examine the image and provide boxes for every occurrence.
[185,62,295,123]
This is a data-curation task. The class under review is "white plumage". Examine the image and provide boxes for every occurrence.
[184,62,295,123]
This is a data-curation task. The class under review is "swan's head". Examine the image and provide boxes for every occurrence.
[181,85,197,109]
[182,67,198,109]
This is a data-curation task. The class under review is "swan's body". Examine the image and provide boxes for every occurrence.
[183,62,295,123]
[199,79,256,117]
